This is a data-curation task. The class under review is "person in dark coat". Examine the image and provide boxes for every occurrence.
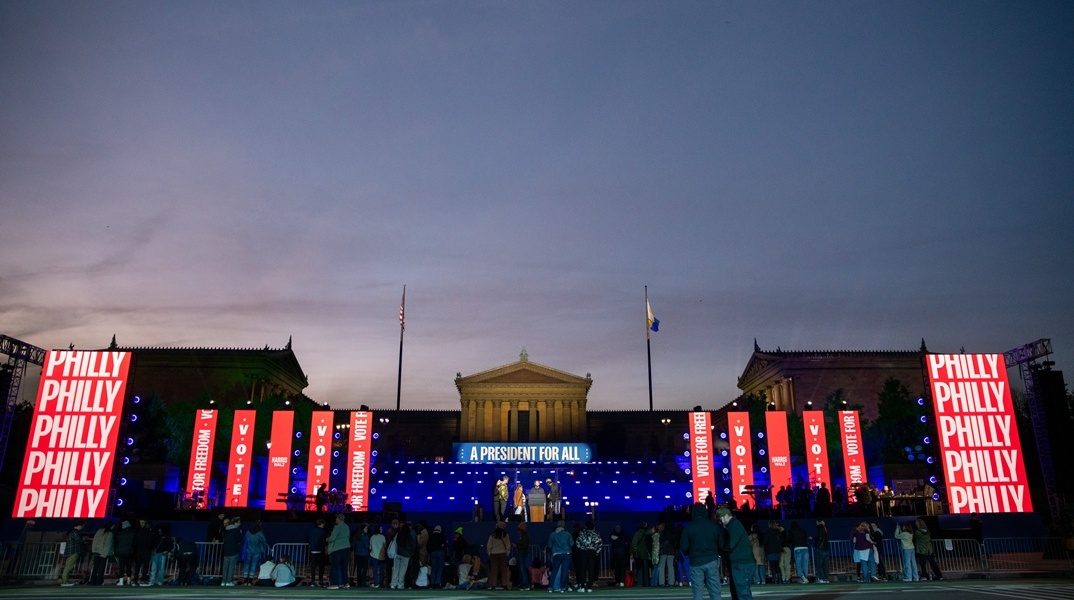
[114,520,136,586]
[132,518,155,586]
[176,536,199,585]
[680,503,723,600]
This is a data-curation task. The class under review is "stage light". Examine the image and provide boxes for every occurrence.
[757,432,764,439]
[722,468,729,474]
[332,469,339,475]
[292,468,299,474]
[133,396,141,404]
[294,450,301,456]
[371,450,378,457]
[295,432,302,438]
[907,454,915,461]
[119,477,127,486]
[723,488,730,494]
[926,457,934,464]
[372,432,379,440]
[291,487,297,494]
[130,414,138,422]
[683,451,690,457]
[122,456,130,465]
[917,398,925,405]
[116,498,124,507]
[684,469,691,475]
[126,437,134,446]
[370,488,377,495]
[759,449,766,456]
[332,450,340,458]
[920,416,927,423]
[371,468,377,475]
[720,432,727,439]
[334,432,341,440]
[760,467,768,474]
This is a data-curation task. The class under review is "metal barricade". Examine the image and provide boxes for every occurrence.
[983,537,1072,572]
[271,542,310,581]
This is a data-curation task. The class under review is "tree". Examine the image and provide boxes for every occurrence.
[863,377,928,465]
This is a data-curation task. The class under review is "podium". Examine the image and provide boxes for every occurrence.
[530,505,545,523]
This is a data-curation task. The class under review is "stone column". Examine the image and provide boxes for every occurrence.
[509,400,519,442]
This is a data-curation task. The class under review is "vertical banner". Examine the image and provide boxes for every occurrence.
[347,410,373,511]
[14,350,130,518]
[186,409,219,506]
[726,411,753,508]
[765,411,792,507]
[265,410,295,510]
[927,353,1031,513]
[306,411,334,497]
[802,410,831,490]
[839,410,866,498]
[224,410,256,507]
[689,411,715,505]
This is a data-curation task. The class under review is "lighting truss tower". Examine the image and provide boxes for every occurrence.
[0,335,46,472]
[1003,338,1061,526]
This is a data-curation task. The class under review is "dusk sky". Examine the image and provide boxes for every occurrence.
[2,1,1071,412]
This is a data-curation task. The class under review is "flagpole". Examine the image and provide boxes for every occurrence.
[396,285,405,411]
[646,286,653,413]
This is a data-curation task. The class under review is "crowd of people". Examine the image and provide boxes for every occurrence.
[55,504,959,591]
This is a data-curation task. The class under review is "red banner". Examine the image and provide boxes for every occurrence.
[727,411,753,508]
[802,410,831,489]
[265,411,294,510]
[689,411,715,505]
[186,409,219,506]
[927,353,1032,513]
[839,410,866,497]
[224,410,256,507]
[765,411,792,507]
[306,411,334,497]
[14,350,130,518]
[347,411,373,511]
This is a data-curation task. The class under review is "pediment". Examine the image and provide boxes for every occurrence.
[457,360,590,387]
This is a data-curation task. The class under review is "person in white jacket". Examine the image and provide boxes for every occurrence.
[893,523,918,582]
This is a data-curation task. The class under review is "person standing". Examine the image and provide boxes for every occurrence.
[893,523,918,582]
[813,520,830,584]
[493,476,509,522]
[307,517,328,586]
[869,522,886,580]
[113,520,135,586]
[632,522,653,587]
[326,513,351,589]
[515,522,532,590]
[761,521,782,584]
[748,524,765,585]
[913,518,943,581]
[89,521,114,586]
[814,483,832,518]
[576,521,602,592]
[546,520,574,593]
[243,522,268,586]
[221,517,243,586]
[352,522,371,588]
[680,502,723,600]
[369,524,387,588]
[513,482,527,521]
[133,518,155,586]
[176,536,199,586]
[149,524,173,586]
[487,521,512,590]
[427,525,446,590]
[718,507,754,600]
[390,522,415,590]
[546,479,562,520]
[654,523,675,586]
[609,524,629,587]
[788,522,810,583]
[60,520,86,587]
[528,480,546,523]
[852,522,875,583]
